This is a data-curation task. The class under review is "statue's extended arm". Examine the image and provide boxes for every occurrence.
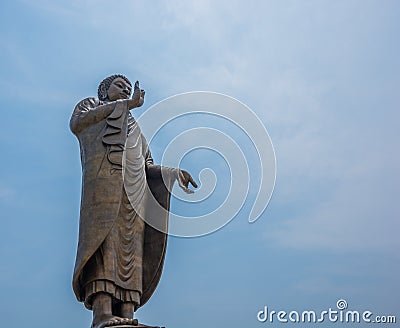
[143,141,173,181]
[70,82,144,135]
[70,98,119,134]
[143,136,197,193]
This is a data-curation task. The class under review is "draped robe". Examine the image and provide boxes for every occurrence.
[70,97,175,309]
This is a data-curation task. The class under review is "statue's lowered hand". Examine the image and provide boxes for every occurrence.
[177,169,198,194]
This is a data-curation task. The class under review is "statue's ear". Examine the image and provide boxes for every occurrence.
[99,83,108,100]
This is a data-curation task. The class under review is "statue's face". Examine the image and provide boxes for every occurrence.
[107,77,132,101]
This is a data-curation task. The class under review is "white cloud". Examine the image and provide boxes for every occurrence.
[7,0,398,252]
[266,103,400,252]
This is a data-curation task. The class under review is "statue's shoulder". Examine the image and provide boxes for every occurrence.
[74,97,101,111]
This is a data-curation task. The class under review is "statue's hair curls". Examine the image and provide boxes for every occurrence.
[98,74,132,101]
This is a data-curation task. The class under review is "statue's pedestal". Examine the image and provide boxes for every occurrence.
[105,325,164,328]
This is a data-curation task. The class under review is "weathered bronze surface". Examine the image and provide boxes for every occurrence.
[70,75,197,328]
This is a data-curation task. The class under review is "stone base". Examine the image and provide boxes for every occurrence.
[105,325,165,328]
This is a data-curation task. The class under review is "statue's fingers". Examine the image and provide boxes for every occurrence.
[183,178,190,187]
[188,176,198,188]
[135,81,140,89]
[183,187,194,194]
[177,177,193,193]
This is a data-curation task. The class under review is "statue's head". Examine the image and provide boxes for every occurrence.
[98,74,132,101]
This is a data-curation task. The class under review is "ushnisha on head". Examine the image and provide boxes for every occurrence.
[98,74,132,101]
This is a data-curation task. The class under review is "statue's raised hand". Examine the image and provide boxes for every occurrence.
[132,81,145,107]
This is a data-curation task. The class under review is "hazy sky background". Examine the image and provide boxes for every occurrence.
[0,1,399,327]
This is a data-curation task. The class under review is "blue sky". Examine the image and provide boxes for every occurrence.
[0,1,399,327]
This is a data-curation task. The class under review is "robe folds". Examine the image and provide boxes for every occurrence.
[70,97,175,309]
